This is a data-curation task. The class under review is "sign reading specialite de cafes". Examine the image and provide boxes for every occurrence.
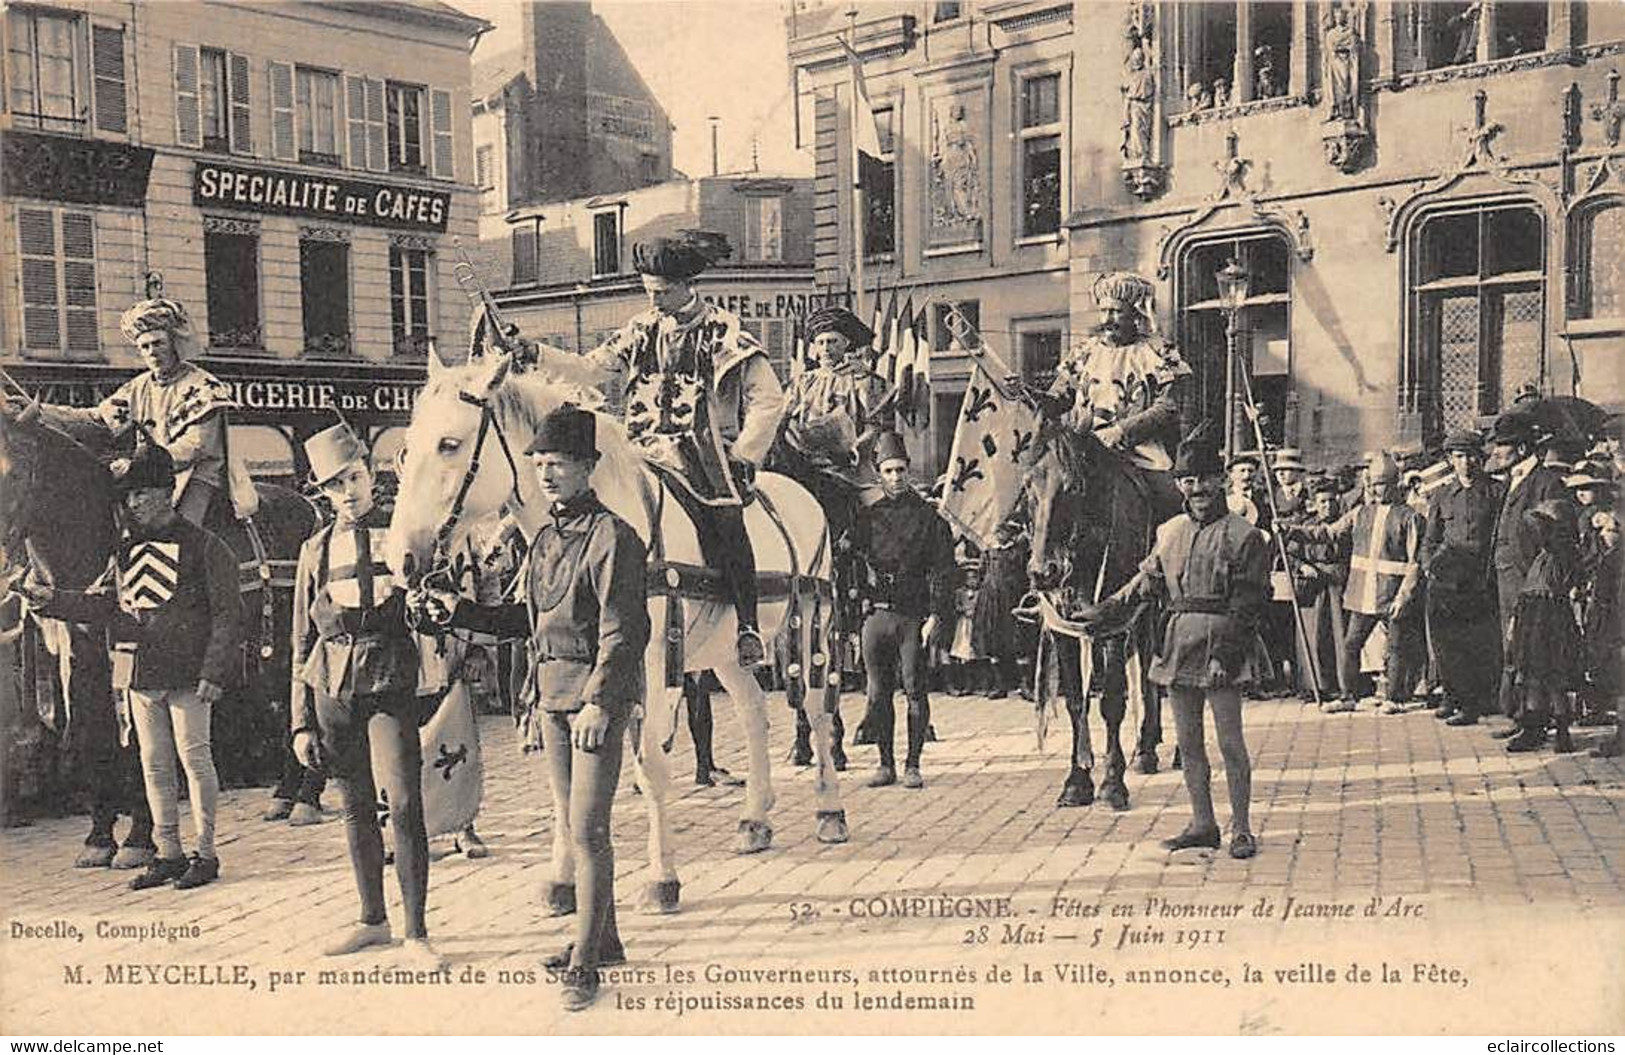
[192,160,450,232]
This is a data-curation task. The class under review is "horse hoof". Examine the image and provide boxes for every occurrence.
[815,810,850,844]
[790,752,813,768]
[640,879,681,915]
[1171,748,1183,771]
[76,844,116,869]
[832,752,848,773]
[1136,752,1159,776]
[110,844,155,870]
[1104,782,1130,812]
[544,882,577,917]
[735,819,773,855]
[461,833,490,860]
[1056,777,1095,808]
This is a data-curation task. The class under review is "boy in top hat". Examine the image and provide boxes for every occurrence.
[1285,451,1422,713]
[1422,429,1506,725]
[21,443,241,890]
[29,276,238,531]
[289,423,438,968]
[851,432,959,789]
[413,405,649,1012]
[1099,426,1267,858]
[523,231,784,670]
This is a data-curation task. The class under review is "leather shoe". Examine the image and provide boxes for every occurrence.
[1490,725,1522,740]
[1160,827,1221,852]
[1433,706,1458,721]
[262,798,294,821]
[128,855,189,891]
[288,802,323,826]
[172,853,219,890]
[1506,729,1547,753]
[543,941,627,970]
[866,765,896,788]
[560,966,599,1012]
[324,922,393,957]
[902,766,924,789]
[1444,712,1479,726]
[1228,832,1259,859]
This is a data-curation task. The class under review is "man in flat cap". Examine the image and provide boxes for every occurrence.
[1486,410,1569,733]
[29,274,239,531]
[525,231,784,669]
[1285,451,1422,714]
[1422,429,1505,725]
[1009,270,1189,502]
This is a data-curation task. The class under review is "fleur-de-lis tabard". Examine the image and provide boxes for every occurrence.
[981,432,999,458]
[962,385,997,424]
[1011,429,1036,462]
[951,455,984,493]
[433,742,469,781]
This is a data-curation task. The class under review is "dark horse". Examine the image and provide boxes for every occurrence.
[0,404,314,860]
[1023,424,1181,810]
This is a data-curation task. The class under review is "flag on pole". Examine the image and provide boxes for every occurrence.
[891,295,916,427]
[788,307,806,387]
[940,357,1041,552]
[908,305,931,430]
[841,36,885,190]
[876,287,897,357]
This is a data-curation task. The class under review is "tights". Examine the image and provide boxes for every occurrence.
[1167,686,1252,837]
[544,709,627,969]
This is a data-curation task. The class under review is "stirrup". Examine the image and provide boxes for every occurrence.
[736,627,767,669]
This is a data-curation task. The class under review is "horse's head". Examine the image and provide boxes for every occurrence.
[0,403,32,572]
[0,400,117,583]
[386,344,535,586]
[1023,424,1106,591]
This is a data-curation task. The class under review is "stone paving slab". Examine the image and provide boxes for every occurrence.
[2,693,1621,1035]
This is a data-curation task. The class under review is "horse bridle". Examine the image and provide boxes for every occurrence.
[407,387,526,627]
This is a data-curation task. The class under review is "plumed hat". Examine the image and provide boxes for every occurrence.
[1173,421,1224,478]
[119,272,194,347]
[113,441,177,495]
[1091,271,1154,312]
[304,421,369,486]
[1442,428,1484,454]
[872,430,909,466]
[633,229,732,281]
[805,306,874,349]
[526,405,598,459]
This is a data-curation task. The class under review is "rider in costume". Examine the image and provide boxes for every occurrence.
[33,276,237,532]
[524,231,785,669]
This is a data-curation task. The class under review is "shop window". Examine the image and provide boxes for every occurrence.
[389,244,432,357]
[1178,235,1293,447]
[204,218,261,350]
[1408,203,1545,439]
[864,106,897,257]
[932,299,980,351]
[17,208,99,358]
[592,211,620,276]
[1573,202,1624,322]
[7,8,84,134]
[387,81,425,174]
[1019,73,1062,238]
[299,235,351,356]
[1018,327,1064,390]
[296,66,340,164]
[512,226,538,284]
[745,196,784,262]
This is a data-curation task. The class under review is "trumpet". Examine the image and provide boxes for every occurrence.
[451,237,526,359]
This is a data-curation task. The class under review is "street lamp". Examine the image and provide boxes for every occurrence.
[1215,257,1251,461]
[572,282,589,354]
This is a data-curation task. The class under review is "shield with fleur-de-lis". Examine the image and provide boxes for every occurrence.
[941,363,1041,551]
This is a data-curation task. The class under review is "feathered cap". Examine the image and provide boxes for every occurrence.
[1091,271,1155,312]
[805,305,874,349]
[120,272,194,346]
[633,229,732,281]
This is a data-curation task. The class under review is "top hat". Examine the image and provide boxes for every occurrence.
[872,431,909,466]
[526,405,598,459]
[305,422,369,486]
[1269,447,1306,473]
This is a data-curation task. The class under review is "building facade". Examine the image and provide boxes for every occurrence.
[488,173,817,386]
[471,1,674,216]
[790,1,1076,474]
[1072,0,1625,463]
[2,0,489,479]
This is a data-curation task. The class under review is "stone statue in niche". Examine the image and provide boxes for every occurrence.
[929,97,984,244]
[1120,36,1156,163]
[1323,5,1360,120]
[1186,81,1212,111]
[1254,44,1279,99]
[1213,78,1232,109]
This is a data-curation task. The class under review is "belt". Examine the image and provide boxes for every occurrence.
[1170,597,1228,615]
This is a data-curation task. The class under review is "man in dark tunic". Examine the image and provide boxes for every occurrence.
[1104,429,1268,859]
[852,432,959,790]
[1487,412,1570,732]
[1423,429,1506,725]
[1287,476,1350,699]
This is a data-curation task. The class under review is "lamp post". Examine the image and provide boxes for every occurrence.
[1215,257,1251,461]
[572,282,589,354]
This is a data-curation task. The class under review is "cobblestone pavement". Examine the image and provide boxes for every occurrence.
[3,692,1622,1035]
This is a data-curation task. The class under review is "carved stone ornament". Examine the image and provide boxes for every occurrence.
[1571,68,1625,203]
[1154,129,1313,278]
[1122,164,1167,200]
[1118,0,1166,201]
[1319,2,1370,173]
[1322,117,1370,172]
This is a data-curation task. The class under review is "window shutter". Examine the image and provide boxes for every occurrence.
[228,52,252,154]
[173,43,201,148]
[92,24,128,134]
[18,210,60,353]
[430,87,454,179]
[365,78,387,172]
[344,74,368,168]
[268,61,295,160]
[60,213,99,354]
[511,227,537,284]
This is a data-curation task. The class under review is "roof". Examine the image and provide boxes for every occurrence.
[317,1,493,37]
[472,47,526,100]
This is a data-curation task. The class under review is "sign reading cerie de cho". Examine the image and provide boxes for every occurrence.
[192,160,450,233]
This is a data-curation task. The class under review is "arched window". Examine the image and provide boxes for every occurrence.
[1406,201,1545,440]
[1176,233,1293,446]
[1572,199,1624,323]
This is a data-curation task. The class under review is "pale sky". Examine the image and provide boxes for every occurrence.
[458,0,814,178]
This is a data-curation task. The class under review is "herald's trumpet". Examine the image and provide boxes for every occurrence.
[451,237,524,356]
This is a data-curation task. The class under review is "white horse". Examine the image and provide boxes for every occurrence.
[384,342,850,915]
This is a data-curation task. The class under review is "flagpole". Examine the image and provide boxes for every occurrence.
[846,8,866,326]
